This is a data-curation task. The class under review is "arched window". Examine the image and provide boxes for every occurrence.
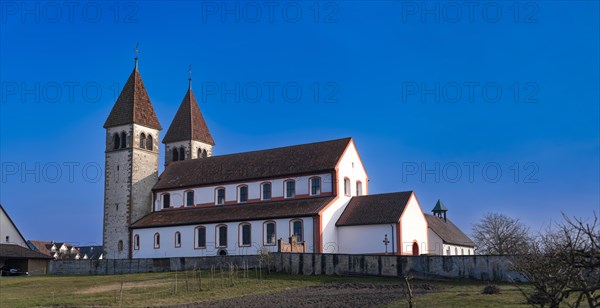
[113,133,120,150]
[120,132,126,148]
[195,226,206,248]
[356,181,363,196]
[238,185,248,203]
[162,194,170,209]
[133,235,140,250]
[197,148,201,159]
[140,133,146,149]
[202,149,208,158]
[215,188,226,205]
[146,135,153,150]
[344,178,351,196]
[118,240,123,252]
[261,182,272,200]
[154,233,160,249]
[291,219,303,242]
[239,223,251,247]
[172,148,179,162]
[284,180,295,198]
[310,177,321,196]
[174,232,181,248]
[179,147,185,160]
[216,225,227,248]
[264,221,276,245]
[185,190,195,206]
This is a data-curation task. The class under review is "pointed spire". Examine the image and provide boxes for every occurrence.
[432,199,448,221]
[163,72,215,145]
[134,43,140,71]
[103,52,161,130]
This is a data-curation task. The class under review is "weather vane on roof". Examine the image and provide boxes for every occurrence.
[134,43,140,69]
[188,64,193,88]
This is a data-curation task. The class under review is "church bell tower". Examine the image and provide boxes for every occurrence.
[102,55,162,259]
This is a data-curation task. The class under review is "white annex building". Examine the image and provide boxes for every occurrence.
[102,59,474,259]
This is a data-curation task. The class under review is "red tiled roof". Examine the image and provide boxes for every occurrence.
[336,191,414,226]
[131,196,334,229]
[425,214,475,247]
[153,138,352,191]
[0,244,52,259]
[103,67,162,130]
[163,87,215,145]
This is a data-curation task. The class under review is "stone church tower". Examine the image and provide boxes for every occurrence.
[163,77,215,166]
[102,58,162,259]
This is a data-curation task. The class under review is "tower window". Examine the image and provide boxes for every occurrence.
[285,180,295,198]
[118,240,123,251]
[195,226,206,248]
[113,133,120,150]
[120,132,126,148]
[140,133,146,149]
[261,182,272,200]
[179,147,185,160]
[356,181,363,196]
[239,223,251,247]
[264,221,276,245]
[5,236,9,243]
[238,185,248,203]
[172,148,179,162]
[185,191,194,206]
[344,178,351,196]
[216,188,225,205]
[146,135,153,150]
[310,177,321,196]
[175,232,181,248]
[216,225,227,247]
[162,194,170,209]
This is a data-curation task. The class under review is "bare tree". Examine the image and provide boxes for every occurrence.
[513,213,600,308]
[472,212,530,255]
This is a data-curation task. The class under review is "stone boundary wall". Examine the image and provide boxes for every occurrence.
[49,254,524,282]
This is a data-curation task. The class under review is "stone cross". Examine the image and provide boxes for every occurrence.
[383,234,390,255]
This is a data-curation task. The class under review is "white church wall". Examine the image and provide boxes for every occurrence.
[399,194,428,255]
[321,140,368,253]
[154,173,333,211]
[132,217,314,258]
[427,227,474,256]
[337,224,398,254]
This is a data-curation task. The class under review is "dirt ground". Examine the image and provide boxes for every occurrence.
[175,282,437,308]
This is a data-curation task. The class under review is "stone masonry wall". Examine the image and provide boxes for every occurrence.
[50,254,524,282]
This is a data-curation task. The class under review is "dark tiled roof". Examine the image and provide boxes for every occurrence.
[27,240,52,256]
[131,196,334,229]
[77,246,104,259]
[103,67,162,130]
[425,214,475,247]
[163,87,215,145]
[153,138,352,190]
[336,191,414,226]
[0,244,52,259]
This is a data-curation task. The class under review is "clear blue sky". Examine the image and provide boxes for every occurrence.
[1,1,598,246]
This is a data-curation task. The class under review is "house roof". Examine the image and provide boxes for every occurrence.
[0,204,27,246]
[336,191,414,226]
[76,246,103,259]
[131,196,335,229]
[153,138,352,191]
[103,66,162,130]
[163,86,215,145]
[425,214,475,247]
[27,240,73,257]
[0,244,52,259]
[432,199,448,212]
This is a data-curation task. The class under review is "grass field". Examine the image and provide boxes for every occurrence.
[0,270,531,307]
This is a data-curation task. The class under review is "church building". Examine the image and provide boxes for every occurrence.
[102,58,473,259]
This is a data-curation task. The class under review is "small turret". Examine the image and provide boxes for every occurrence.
[432,199,448,222]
